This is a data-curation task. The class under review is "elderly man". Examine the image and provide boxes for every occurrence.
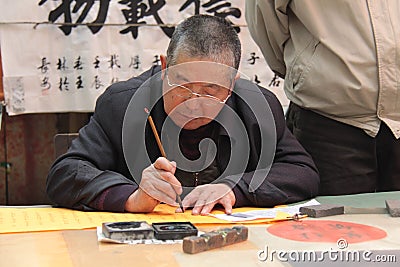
[47,14,319,215]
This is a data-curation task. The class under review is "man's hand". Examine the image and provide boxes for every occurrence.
[125,157,182,213]
[181,184,236,215]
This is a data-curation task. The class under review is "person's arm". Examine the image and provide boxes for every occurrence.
[245,0,291,78]
[125,157,182,213]
[181,89,319,214]
[231,90,319,207]
[47,67,182,213]
[46,87,138,211]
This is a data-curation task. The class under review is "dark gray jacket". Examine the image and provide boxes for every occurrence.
[46,66,319,212]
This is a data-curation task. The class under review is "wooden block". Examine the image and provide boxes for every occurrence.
[385,200,400,217]
[233,226,248,241]
[182,226,248,254]
[300,204,344,218]
[182,236,207,254]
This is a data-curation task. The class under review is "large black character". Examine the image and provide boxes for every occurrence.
[129,55,141,69]
[119,0,174,39]
[76,76,85,89]
[38,0,111,35]
[59,77,69,91]
[179,0,241,32]
[248,52,260,65]
[108,54,121,69]
[37,57,51,74]
[268,74,281,87]
[93,75,105,89]
[57,57,68,71]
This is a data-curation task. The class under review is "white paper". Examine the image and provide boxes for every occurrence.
[0,1,287,115]
[210,199,321,222]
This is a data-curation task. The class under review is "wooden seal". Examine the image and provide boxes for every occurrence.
[182,226,248,254]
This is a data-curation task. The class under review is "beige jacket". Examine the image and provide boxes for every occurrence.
[246,0,400,138]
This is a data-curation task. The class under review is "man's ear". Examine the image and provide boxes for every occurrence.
[230,72,240,90]
[234,72,240,82]
[160,55,167,80]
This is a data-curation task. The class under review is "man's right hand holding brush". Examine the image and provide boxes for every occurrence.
[124,157,182,213]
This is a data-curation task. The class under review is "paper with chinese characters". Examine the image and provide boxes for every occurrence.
[0,0,287,115]
[0,204,291,234]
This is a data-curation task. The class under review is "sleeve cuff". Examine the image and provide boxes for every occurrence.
[232,185,252,207]
[92,184,138,212]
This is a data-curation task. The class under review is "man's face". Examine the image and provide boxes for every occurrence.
[161,55,237,130]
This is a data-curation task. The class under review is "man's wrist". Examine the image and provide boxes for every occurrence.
[91,184,137,212]
[124,189,159,213]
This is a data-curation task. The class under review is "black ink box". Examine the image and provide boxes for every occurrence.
[152,222,198,240]
[102,221,154,241]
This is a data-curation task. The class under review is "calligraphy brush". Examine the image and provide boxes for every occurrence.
[144,108,184,212]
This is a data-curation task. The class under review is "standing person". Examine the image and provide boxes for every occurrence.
[246,1,400,195]
[47,14,319,215]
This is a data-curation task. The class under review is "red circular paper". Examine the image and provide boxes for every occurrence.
[267,220,386,243]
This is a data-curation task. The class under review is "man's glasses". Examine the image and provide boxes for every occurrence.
[165,74,231,106]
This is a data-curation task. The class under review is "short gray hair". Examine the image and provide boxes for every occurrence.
[166,15,241,70]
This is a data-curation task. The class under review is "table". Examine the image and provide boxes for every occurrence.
[1,192,400,267]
